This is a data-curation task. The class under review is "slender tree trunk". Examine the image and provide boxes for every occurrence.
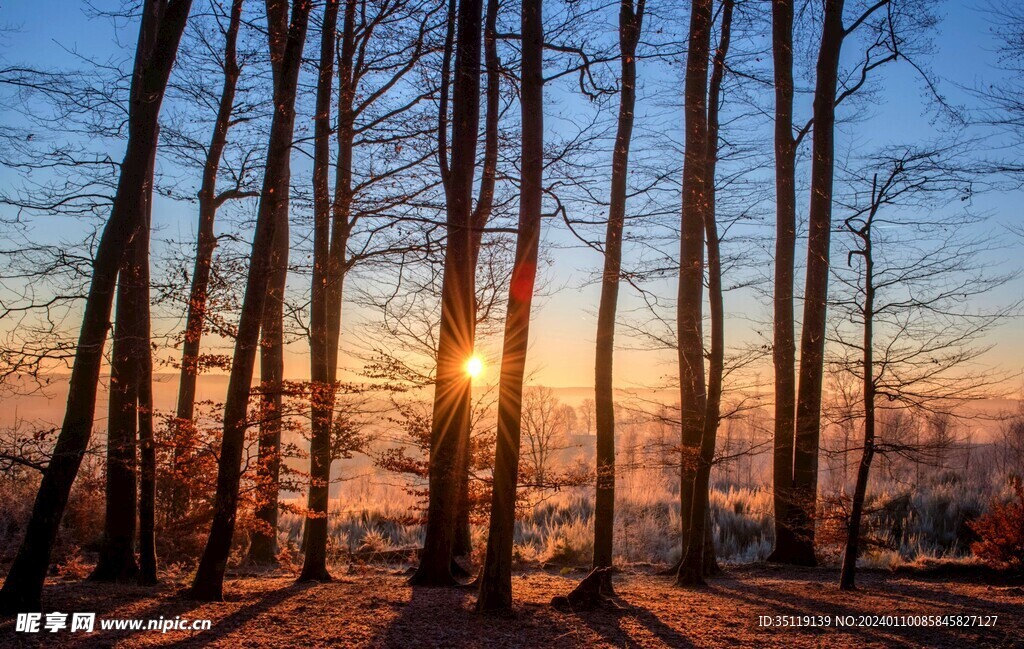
[301,0,355,575]
[674,0,712,588]
[590,0,644,594]
[475,0,543,614]
[138,143,158,585]
[412,0,482,587]
[453,0,501,561]
[300,0,341,581]
[189,0,310,602]
[698,0,732,578]
[768,0,802,565]
[94,129,158,582]
[247,0,307,569]
[324,0,357,382]
[840,190,876,591]
[0,0,192,613]
[247,210,288,565]
[791,0,845,567]
[90,234,145,584]
[138,352,158,585]
[172,0,245,519]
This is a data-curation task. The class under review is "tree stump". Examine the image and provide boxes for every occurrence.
[550,567,621,611]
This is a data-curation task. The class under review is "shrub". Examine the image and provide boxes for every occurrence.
[970,478,1024,571]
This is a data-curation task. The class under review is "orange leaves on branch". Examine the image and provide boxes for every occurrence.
[970,478,1024,571]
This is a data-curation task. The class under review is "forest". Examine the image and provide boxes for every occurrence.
[0,0,1022,646]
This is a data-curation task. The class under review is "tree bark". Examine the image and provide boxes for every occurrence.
[591,0,644,593]
[172,0,245,519]
[89,225,145,584]
[247,0,305,570]
[840,180,877,591]
[768,0,802,565]
[246,0,305,570]
[451,0,501,561]
[674,0,712,588]
[138,352,158,585]
[0,0,192,613]
[476,0,543,614]
[189,0,310,602]
[791,0,846,568]
[93,131,157,582]
[412,0,482,587]
[300,0,341,582]
[137,143,159,585]
[247,210,288,565]
[697,0,731,578]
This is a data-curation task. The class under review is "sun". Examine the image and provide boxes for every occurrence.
[465,354,484,379]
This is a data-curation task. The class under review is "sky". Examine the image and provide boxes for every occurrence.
[0,0,1021,393]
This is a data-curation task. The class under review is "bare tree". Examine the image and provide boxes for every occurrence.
[454,0,503,564]
[589,0,645,593]
[979,1,1024,183]
[413,0,482,587]
[673,0,712,589]
[189,0,311,602]
[695,0,733,578]
[477,0,544,612]
[301,0,442,580]
[995,406,1024,478]
[767,0,800,565]
[784,0,939,566]
[0,0,193,613]
[170,0,256,518]
[830,146,1016,589]
[90,128,159,584]
[520,386,574,486]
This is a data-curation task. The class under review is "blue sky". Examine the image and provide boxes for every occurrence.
[0,0,1021,390]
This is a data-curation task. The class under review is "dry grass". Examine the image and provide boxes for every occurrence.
[1,564,1021,648]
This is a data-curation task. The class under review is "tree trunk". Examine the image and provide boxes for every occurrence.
[172,0,245,519]
[325,0,357,383]
[475,0,543,614]
[0,0,192,613]
[138,143,158,585]
[247,208,288,565]
[247,0,306,569]
[697,0,732,578]
[90,230,145,584]
[138,350,158,585]
[768,0,802,566]
[189,0,310,602]
[412,0,482,588]
[840,186,876,591]
[453,0,502,561]
[674,0,712,588]
[791,0,845,568]
[591,0,644,593]
[94,129,158,583]
[299,0,341,582]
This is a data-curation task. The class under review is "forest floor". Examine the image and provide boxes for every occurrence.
[0,563,1021,648]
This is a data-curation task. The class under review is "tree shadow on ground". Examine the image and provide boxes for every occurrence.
[380,582,621,648]
[567,600,697,648]
[164,580,317,648]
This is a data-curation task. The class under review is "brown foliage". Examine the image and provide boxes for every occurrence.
[970,478,1024,571]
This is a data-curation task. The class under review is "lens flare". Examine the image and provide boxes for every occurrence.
[465,354,484,379]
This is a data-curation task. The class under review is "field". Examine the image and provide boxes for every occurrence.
[1,564,1021,648]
